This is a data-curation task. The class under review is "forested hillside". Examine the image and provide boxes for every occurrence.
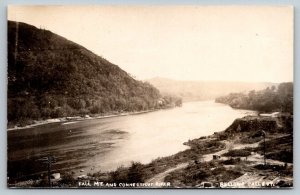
[215,83,293,113]
[7,21,181,126]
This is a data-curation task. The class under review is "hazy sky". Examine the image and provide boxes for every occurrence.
[8,5,293,82]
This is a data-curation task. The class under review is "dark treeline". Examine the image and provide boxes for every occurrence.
[7,21,181,127]
[215,82,293,113]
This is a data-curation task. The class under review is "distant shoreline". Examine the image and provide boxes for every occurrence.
[7,109,162,131]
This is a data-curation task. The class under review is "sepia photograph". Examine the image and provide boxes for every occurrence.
[7,5,293,188]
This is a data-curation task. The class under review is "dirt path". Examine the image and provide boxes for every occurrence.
[201,139,264,162]
[202,140,230,162]
[145,163,189,183]
[246,152,292,166]
[232,141,262,150]
[145,137,290,185]
[146,140,231,183]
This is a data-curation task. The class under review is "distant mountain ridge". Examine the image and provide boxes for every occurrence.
[7,21,178,126]
[147,77,277,102]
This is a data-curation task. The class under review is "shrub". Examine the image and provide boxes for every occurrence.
[266,150,293,163]
[221,158,241,165]
[127,162,145,183]
[109,166,129,184]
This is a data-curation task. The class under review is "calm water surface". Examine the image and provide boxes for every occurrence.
[8,101,255,178]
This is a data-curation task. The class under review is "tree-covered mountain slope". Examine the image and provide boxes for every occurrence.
[8,21,180,126]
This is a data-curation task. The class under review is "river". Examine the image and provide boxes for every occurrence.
[7,101,255,179]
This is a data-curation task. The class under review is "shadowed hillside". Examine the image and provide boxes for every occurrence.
[7,21,180,126]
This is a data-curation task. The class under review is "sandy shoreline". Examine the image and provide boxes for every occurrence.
[7,109,158,131]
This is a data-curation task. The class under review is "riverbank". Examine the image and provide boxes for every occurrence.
[79,113,293,188]
[9,112,292,188]
[152,113,293,188]
[7,109,160,131]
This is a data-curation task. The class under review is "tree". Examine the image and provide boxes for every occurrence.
[127,162,145,183]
